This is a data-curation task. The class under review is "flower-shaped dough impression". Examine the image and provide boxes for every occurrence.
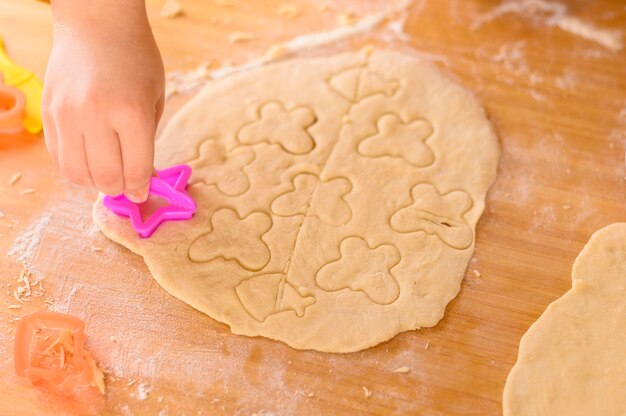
[390,183,473,250]
[238,101,317,154]
[271,173,352,226]
[315,237,401,305]
[189,209,272,271]
[188,140,255,196]
[358,114,434,167]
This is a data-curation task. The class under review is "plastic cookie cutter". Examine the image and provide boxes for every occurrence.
[14,311,106,396]
[0,72,26,134]
[0,35,43,134]
[103,164,197,238]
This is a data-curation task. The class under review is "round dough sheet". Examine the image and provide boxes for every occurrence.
[93,50,500,352]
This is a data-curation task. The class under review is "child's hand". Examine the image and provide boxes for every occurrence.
[42,0,165,203]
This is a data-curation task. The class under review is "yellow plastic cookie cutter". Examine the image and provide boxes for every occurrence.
[0,35,43,134]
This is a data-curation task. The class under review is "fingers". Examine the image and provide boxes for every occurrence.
[56,119,93,187]
[115,107,155,203]
[155,93,165,126]
[44,98,158,201]
[42,108,59,168]
[85,127,125,196]
[44,103,92,187]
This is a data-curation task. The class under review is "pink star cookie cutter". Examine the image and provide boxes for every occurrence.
[103,164,197,238]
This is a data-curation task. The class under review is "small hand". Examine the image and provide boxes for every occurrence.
[42,0,165,203]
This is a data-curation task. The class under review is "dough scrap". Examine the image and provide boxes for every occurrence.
[503,223,626,416]
[93,51,500,352]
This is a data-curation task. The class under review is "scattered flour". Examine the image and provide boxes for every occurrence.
[119,404,132,416]
[618,107,626,124]
[491,41,529,76]
[135,382,153,401]
[555,69,578,91]
[282,0,412,50]
[49,283,85,313]
[471,0,566,29]
[7,211,52,279]
[165,0,414,98]
[609,106,626,182]
[387,13,410,40]
[165,62,213,99]
[475,40,546,95]
[472,0,623,51]
[552,14,623,52]
[529,204,557,233]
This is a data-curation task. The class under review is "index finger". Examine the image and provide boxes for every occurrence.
[115,107,155,203]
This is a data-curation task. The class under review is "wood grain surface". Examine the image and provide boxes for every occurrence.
[0,0,625,415]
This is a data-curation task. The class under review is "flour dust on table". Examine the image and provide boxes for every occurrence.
[93,50,500,352]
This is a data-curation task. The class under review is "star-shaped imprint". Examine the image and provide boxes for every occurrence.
[103,164,197,238]
[188,139,255,196]
[235,273,315,322]
[315,237,401,305]
[357,114,434,167]
[270,173,353,226]
[390,183,474,250]
[188,208,272,271]
[237,101,317,154]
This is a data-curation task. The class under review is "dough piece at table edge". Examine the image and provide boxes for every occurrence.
[503,223,626,416]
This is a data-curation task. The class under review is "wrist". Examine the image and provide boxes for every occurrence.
[50,0,149,35]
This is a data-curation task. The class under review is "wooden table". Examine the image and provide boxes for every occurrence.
[1,0,625,414]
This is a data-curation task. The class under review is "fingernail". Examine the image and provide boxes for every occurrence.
[126,193,143,204]
[127,190,149,204]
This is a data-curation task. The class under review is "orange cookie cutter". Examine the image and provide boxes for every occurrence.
[0,35,43,134]
[0,73,26,135]
[14,311,105,396]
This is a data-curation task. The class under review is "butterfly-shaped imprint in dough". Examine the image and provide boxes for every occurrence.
[271,173,353,226]
[187,139,255,196]
[315,237,401,305]
[236,273,315,322]
[357,114,434,167]
[188,208,272,271]
[237,101,317,155]
[390,183,474,250]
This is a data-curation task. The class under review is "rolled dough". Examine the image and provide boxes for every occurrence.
[503,223,626,415]
[93,50,500,352]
